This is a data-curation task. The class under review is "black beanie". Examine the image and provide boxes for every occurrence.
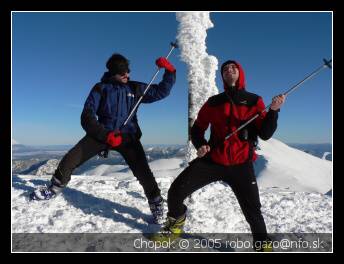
[106,53,130,75]
[220,60,236,76]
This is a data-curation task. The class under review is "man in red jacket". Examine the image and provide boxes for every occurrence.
[157,60,285,251]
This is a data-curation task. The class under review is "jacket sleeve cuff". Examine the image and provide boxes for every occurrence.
[268,108,280,113]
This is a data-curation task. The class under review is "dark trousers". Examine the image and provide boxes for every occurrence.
[167,157,267,242]
[52,135,161,200]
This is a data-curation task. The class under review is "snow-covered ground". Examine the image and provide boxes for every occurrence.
[12,138,332,251]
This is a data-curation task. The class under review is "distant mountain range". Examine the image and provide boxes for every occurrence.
[12,144,186,175]
[288,143,332,161]
[12,141,331,176]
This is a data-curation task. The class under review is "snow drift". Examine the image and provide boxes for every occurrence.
[255,138,332,194]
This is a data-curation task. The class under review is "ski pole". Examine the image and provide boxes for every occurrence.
[225,58,332,141]
[120,41,178,129]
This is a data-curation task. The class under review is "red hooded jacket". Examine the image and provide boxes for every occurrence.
[191,60,279,166]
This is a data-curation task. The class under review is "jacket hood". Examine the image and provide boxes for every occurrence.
[101,71,113,83]
[220,60,246,90]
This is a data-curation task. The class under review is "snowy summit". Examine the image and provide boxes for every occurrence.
[12,138,332,241]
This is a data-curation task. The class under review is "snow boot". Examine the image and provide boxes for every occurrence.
[29,183,62,201]
[150,214,186,242]
[148,195,164,224]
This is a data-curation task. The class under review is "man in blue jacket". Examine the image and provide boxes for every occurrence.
[30,53,176,224]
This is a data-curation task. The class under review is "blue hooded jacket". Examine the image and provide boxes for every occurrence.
[81,70,176,143]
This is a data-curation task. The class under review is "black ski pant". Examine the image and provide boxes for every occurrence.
[167,157,267,242]
[51,134,161,200]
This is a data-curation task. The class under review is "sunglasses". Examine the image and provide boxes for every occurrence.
[118,69,130,76]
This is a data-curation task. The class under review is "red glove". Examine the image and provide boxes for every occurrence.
[155,57,176,73]
[106,131,122,147]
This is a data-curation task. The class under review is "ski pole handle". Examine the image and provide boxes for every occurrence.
[166,41,178,58]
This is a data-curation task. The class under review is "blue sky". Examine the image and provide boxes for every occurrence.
[12,12,332,145]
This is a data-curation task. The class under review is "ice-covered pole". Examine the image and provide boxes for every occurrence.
[176,12,219,162]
